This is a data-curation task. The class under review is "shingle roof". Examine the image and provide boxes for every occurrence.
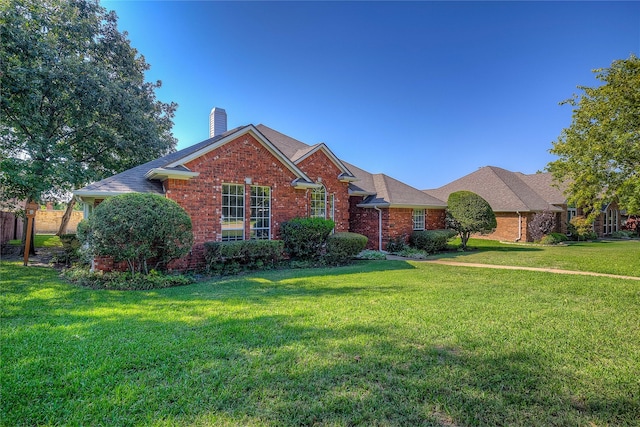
[76,123,443,208]
[423,166,566,212]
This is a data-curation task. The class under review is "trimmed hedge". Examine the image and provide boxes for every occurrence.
[324,232,368,265]
[280,217,335,260]
[409,229,456,253]
[204,240,285,275]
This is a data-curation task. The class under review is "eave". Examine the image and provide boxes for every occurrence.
[144,168,200,181]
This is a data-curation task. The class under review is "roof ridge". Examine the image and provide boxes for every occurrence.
[488,167,549,210]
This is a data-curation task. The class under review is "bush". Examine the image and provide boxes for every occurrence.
[622,216,639,237]
[204,240,284,275]
[528,210,557,242]
[63,266,194,290]
[77,193,193,274]
[355,250,387,260]
[539,232,568,245]
[58,233,80,266]
[280,217,335,260]
[409,229,456,253]
[385,235,408,253]
[568,216,597,241]
[324,232,368,265]
[611,230,634,239]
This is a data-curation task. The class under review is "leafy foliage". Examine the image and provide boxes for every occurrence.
[63,266,194,290]
[204,240,285,275]
[0,0,177,204]
[568,216,597,241]
[385,235,408,253]
[77,193,193,274]
[622,216,639,237]
[409,229,456,253]
[280,217,335,260]
[446,191,497,250]
[548,55,640,219]
[324,232,368,265]
[539,232,568,245]
[528,210,557,242]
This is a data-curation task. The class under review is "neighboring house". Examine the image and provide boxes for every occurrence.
[424,165,624,241]
[75,123,447,270]
[424,166,567,242]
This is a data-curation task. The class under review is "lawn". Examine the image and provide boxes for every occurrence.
[431,238,640,277]
[8,234,62,248]
[2,253,639,426]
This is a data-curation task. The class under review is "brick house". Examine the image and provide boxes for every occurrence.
[424,165,623,241]
[75,124,447,270]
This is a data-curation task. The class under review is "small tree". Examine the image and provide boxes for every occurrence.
[446,191,496,250]
[528,209,557,242]
[77,193,193,274]
[568,216,596,241]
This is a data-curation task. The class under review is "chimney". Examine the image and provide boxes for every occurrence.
[209,107,227,137]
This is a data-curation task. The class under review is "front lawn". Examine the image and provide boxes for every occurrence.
[2,259,639,426]
[432,238,640,277]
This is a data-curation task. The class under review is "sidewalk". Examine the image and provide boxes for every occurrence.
[386,255,640,281]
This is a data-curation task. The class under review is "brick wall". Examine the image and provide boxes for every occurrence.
[349,198,447,250]
[165,133,351,270]
[35,210,84,234]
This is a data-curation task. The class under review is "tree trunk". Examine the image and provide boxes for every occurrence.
[56,198,77,236]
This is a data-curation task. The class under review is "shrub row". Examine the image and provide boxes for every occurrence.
[63,267,194,290]
[204,240,285,275]
[409,229,457,253]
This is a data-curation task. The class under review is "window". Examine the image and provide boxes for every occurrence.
[221,184,244,241]
[310,186,326,218]
[567,207,577,224]
[250,186,271,239]
[604,207,618,235]
[413,209,425,230]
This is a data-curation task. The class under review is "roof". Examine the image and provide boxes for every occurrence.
[423,166,566,213]
[75,123,443,208]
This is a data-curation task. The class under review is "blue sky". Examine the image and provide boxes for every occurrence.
[102,1,639,189]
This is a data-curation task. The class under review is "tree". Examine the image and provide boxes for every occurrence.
[0,0,177,234]
[77,193,193,274]
[527,209,557,242]
[547,55,640,221]
[446,191,496,250]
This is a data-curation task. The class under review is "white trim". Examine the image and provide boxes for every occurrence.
[144,168,199,181]
[293,143,356,180]
[292,179,322,190]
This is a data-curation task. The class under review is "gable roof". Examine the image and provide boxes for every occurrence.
[75,123,443,208]
[423,166,566,213]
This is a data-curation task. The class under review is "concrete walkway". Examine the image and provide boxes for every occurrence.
[386,255,640,281]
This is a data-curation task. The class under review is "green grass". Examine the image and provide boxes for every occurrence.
[2,256,639,426]
[432,238,640,277]
[8,234,62,248]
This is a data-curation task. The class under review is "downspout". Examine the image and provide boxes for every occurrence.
[374,206,383,251]
[515,211,522,242]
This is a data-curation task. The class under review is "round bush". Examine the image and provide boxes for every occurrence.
[280,217,335,260]
[78,193,193,273]
[324,232,368,265]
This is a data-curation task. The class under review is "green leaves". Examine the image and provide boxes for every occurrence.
[548,55,640,218]
[0,0,177,203]
[446,191,496,250]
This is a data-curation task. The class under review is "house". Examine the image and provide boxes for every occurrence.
[75,123,447,270]
[423,165,624,241]
[424,166,567,242]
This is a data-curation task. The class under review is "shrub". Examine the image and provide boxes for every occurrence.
[204,240,284,275]
[324,232,368,265]
[622,216,639,237]
[446,191,496,250]
[385,235,408,253]
[63,266,194,290]
[58,233,81,266]
[77,193,193,274]
[528,210,557,242]
[539,232,568,245]
[568,216,597,241]
[611,230,633,239]
[355,250,387,260]
[410,229,456,253]
[280,217,335,260]
[397,247,428,260]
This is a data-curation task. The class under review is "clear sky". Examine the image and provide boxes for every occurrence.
[101,0,639,189]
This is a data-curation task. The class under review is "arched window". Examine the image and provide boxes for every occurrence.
[310,186,326,219]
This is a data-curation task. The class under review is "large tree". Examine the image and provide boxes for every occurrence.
[0,0,177,233]
[547,55,640,220]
